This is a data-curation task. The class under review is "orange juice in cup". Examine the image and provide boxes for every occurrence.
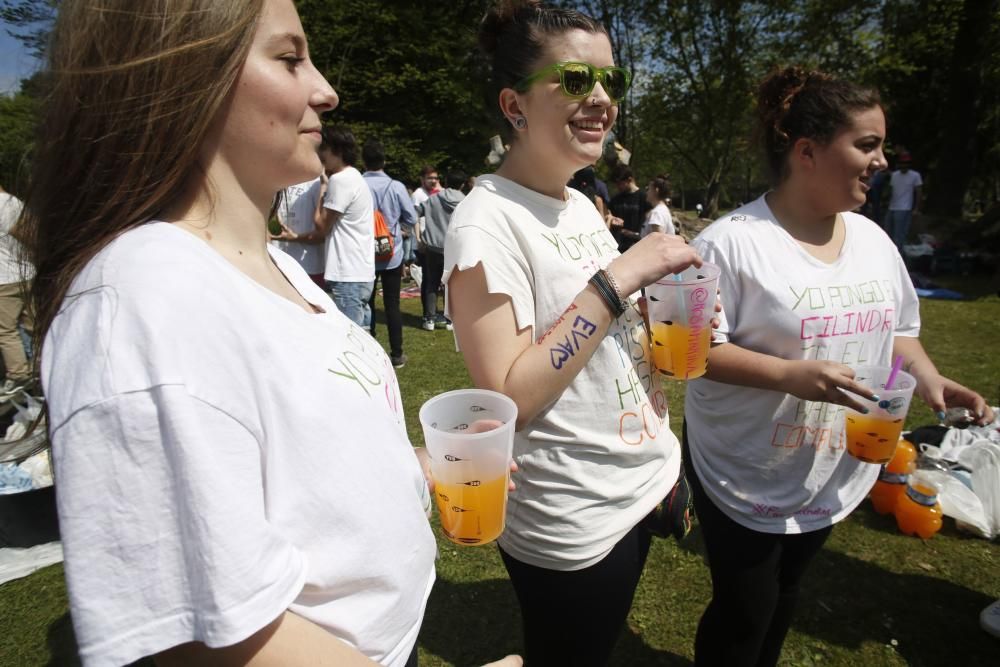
[646,262,720,380]
[843,365,916,464]
[419,390,517,546]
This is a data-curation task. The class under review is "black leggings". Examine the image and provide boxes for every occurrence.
[369,264,403,358]
[683,430,832,667]
[420,250,444,320]
[499,521,652,667]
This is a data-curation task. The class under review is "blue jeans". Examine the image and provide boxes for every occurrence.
[885,209,913,250]
[401,233,415,264]
[327,280,374,328]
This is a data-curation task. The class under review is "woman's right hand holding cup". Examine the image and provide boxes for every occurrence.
[608,232,703,295]
[781,359,878,412]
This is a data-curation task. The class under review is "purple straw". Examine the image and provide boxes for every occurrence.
[884,355,904,390]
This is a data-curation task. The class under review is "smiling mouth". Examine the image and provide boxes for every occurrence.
[571,119,604,131]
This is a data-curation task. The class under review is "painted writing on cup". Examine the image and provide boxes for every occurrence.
[685,287,710,375]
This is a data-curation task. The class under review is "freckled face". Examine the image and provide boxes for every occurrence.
[208,0,338,191]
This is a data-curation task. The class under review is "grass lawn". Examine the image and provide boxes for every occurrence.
[2,287,998,666]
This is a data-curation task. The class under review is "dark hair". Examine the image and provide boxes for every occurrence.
[610,164,633,183]
[757,66,881,185]
[479,1,606,133]
[321,126,358,166]
[21,0,263,355]
[649,174,671,201]
[420,164,439,177]
[446,171,467,189]
[362,138,386,171]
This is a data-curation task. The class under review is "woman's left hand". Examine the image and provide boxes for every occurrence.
[917,374,995,426]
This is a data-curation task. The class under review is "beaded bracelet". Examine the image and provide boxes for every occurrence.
[589,269,626,317]
[602,266,626,306]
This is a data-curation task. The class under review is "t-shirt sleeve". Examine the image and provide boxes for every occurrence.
[443,225,535,335]
[53,386,306,666]
[324,174,354,214]
[649,207,675,235]
[893,250,920,337]
[692,236,735,344]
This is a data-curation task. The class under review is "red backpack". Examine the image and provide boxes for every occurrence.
[373,208,394,262]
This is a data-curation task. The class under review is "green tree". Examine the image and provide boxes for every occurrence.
[875,0,1000,218]
[297,0,496,184]
[0,91,38,194]
[0,0,57,59]
[626,1,801,216]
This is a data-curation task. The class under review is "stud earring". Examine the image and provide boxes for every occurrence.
[511,116,527,130]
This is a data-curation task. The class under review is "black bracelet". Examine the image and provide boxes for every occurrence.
[589,270,626,317]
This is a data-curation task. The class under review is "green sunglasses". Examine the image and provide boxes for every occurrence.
[514,61,632,104]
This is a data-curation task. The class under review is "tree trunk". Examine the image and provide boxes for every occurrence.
[705,179,722,219]
[925,0,997,217]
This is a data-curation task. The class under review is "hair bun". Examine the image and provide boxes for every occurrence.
[478,0,542,54]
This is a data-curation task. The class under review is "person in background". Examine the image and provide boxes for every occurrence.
[415,171,466,331]
[0,184,34,398]
[19,2,524,665]
[445,1,704,664]
[271,176,326,287]
[363,138,418,369]
[285,127,376,328]
[862,162,887,225]
[593,170,611,211]
[685,66,992,667]
[642,174,675,238]
[607,163,650,252]
[569,165,607,220]
[885,151,922,250]
[409,165,440,279]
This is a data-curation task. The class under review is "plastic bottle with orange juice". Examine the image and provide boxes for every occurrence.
[894,471,943,539]
[869,439,917,514]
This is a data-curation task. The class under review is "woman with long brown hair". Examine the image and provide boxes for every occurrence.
[17,1,470,665]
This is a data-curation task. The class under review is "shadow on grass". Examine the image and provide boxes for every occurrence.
[418,577,521,666]
[370,294,427,339]
[674,520,998,665]
[46,612,169,667]
[419,576,690,666]
[45,613,80,667]
[797,542,998,665]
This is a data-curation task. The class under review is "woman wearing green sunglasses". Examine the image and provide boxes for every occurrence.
[443,1,707,664]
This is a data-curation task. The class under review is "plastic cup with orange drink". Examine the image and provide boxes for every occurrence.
[419,389,517,546]
[645,262,720,380]
[843,364,916,464]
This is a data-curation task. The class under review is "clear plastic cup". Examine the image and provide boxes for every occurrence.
[843,365,917,464]
[645,262,720,380]
[419,389,517,546]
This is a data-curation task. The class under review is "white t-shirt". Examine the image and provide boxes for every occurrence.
[411,186,431,236]
[42,223,435,667]
[323,166,375,282]
[275,178,324,275]
[888,169,922,211]
[685,195,920,534]
[443,175,679,571]
[642,202,675,237]
[0,192,34,284]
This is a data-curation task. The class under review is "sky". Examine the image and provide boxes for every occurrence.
[0,26,42,95]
